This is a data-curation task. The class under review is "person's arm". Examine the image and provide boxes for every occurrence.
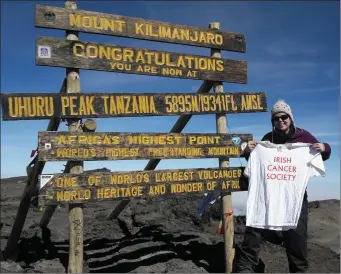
[303,130,331,161]
[240,133,271,160]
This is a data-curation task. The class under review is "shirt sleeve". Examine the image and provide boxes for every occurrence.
[309,153,326,178]
[244,151,253,178]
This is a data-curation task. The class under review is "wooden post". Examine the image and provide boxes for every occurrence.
[3,78,66,261]
[39,119,96,228]
[107,80,214,220]
[82,119,97,132]
[209,22,234,273]
[63,2,84,273]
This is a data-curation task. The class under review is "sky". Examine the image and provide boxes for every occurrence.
[1,1,340,214]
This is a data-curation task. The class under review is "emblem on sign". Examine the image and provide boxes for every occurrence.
[38,46,51,58]
[241,142,247,151]
[44,11,56,21]
[232,136,241,145]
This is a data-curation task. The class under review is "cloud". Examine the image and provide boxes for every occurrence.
[298,114,339,131]
[285,85,340,94]
[248,60,339,94]
[327,141,340,146]
[324,64,340,81]
[248,61,319,83]
[312,132,340,137]
[229,124,267,132]
[1,145,19,151]
[265,40,319,56]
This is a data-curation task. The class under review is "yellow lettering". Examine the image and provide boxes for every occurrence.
[160,26,171,38]
[56,191,63,201]
[97,46,109,61]
[123,49,134,62]
[103,18,114,31]
[7,96,54,118]
[180,29,190,40]
[136,50,146,63]
[206,33,214,44]
[82,95,96,115]
[56,189,90,201]
[88,175,101,186]
[162,67,183,76]
[102,96,109,114]
[148,184,166,195]
[61,96,69,115]
[171,28,180,39]
[56,148,96,158]
[82,16,92,28]
[69,14,81,27]
[69,96,77,115]
[165,54,176,67]
[116,20,125,32]
[232,181,240,189]
[257,95,264,110]
[215,34,223,45]
[86,44,98,58]
[36,97,44,117]
[135,23,144,35]
[199,32,207,43]
[73,43,84,57]
[241,95,253,110]
[170,182,202,193]
[111,48,122,61]
[8,97,18,117]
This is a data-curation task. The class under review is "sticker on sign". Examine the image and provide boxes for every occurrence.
[40,174,54,189]
[38,46,51,58]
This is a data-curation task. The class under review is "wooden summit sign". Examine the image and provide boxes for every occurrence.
[35,5,246,52]
[36,37,247,83]
[38,167,246,205]
[1,92,267,120]
[38,132,252,161]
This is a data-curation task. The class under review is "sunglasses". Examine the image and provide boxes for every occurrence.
[273,114,289,122]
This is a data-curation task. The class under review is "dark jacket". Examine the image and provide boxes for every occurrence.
[261,126,331,161]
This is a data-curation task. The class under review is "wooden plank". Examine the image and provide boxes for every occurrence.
[35,36,247,83]
[38,167,246,206]
[1,92,267,120]
[37,132,252,161]
[35,5,246,52]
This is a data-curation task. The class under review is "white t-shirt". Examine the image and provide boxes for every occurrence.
[244,141,326,231]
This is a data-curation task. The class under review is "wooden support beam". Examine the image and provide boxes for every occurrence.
[3,78,66,261]
[63,2,84,273]
[82,119,97,133]
[209,22,234,273]
[107,75,214,220]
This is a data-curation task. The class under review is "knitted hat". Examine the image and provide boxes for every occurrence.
[271,99,294,123]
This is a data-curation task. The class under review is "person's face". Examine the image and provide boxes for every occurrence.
[273,112,291,133]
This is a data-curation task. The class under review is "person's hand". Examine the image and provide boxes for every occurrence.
[311,143,325,152]
[246,141,258,152]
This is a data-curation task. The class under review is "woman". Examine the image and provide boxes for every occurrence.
[235,99,331,273]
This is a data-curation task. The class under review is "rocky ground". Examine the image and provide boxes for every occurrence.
[0,174,340,273]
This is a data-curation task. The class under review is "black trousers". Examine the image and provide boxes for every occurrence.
[234,193,309,273]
